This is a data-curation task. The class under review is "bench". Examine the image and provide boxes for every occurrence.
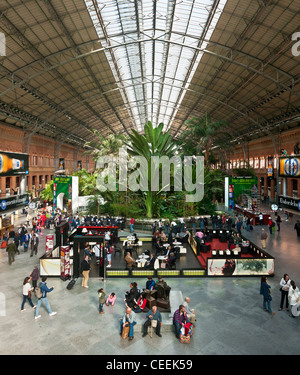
[134,290,184,332]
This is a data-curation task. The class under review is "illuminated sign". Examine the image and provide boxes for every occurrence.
[279,157,300,178]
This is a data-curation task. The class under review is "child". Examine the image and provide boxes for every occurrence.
[106,292,116,306]
[98,288,106,314]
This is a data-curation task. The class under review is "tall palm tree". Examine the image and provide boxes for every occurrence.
[125,121,178,218]
[177,114,233,165]
[84,130,129,160]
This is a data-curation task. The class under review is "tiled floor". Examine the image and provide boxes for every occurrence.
[0,209,300,355]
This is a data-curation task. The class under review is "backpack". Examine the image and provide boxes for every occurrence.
[34,284,43,299]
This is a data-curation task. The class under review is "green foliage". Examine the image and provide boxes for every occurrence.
[40,180,54,202]
[125,121,178,218]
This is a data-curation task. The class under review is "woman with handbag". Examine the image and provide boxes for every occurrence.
[279,273,291,311]
[21,276,36,311]
[288,280,300,318]
[260,276,275,315]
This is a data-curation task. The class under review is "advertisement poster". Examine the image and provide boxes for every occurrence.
[60,245,71,280]
[45,234,54,253]
[53,175,72,211]
[0,151,29,177]
[207,258,274,276]
[267,156,274,179]
[279,156,300,178]
[228,176,258,205]
[0,194,29,213]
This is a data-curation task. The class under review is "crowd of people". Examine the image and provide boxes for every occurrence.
[117,277,196,341]
[260,273,300,318]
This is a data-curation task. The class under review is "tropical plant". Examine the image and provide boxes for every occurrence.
[177,114,233,165]
[84,130,129,160]
[125,121,178,218]
[40,180,54,202]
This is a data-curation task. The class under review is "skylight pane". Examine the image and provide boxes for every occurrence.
[85,0,228,132]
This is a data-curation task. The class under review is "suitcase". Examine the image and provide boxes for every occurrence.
[66,278,77,290]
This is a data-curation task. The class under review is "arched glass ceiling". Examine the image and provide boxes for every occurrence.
[85,0,228,132]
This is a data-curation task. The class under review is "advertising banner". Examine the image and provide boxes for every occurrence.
[0,194,29,213]
[228,176,258,206]
[53,175,72,210]
[0,151,29,177]
[45,234,54,253]
[279,156,300,178]
[279,196,300,212]
[60,245,71,280]
[207,258,274,276]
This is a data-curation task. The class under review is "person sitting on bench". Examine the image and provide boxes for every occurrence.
[125,252,136,269]
[142,306,162,337]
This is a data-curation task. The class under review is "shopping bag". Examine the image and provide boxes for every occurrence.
[1,241,7,249]
[121,323,130,339]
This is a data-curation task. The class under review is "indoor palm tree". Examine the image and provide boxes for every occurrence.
[125,121,178,218]
[177,114,232,165]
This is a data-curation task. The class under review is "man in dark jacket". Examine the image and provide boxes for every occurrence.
[30,233,39,257]
[6,239,16,265]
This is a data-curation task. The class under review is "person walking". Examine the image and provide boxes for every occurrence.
[21,276,36,311]
[288,280,300,318]
[30,265,40,291]
[81,255,90,288]
[261,229,268,249]
[30,233,39,257]
[276,215,282,232]
[129,217,135,233]
[260,276,275,315]
[35,276,57,319]
[294,220,300,237]
[98,288,106,314]
[142,306,162,337]
[6,238,16,265]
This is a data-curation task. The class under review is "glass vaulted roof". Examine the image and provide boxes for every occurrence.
[85,0,228,132]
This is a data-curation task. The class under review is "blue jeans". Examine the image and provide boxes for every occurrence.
[263,298,272,313]
[130,224,134,233]
[99,303,104,313]
[120,320,136,338]
[173,322,183,338]
[35,297,53,316]
[21,295,34,310]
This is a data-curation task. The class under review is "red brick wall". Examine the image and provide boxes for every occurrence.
[0,122,95,197]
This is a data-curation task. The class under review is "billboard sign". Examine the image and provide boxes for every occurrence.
[279,156,300,178]
[0,151,29,177]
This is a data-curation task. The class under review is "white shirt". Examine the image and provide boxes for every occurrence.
[23,283,32,296]
[288,286,300,306]
[93,244,100,257]
[280,278,291,291]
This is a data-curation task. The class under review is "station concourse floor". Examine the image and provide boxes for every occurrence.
[1,211,300,357]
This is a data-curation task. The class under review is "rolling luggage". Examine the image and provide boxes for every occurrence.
[66,278,77,290]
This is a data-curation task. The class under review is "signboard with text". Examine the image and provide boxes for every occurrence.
[0,151,29,177]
